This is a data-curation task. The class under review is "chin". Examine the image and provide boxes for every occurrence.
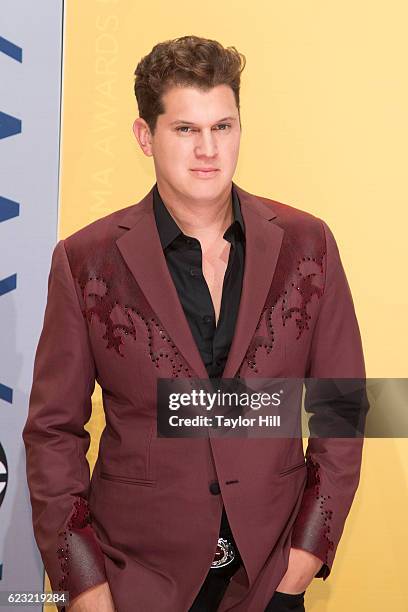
[188,185,225,201]
[184,174,230,196]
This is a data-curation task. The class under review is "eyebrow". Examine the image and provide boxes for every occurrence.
[170,116,237,126]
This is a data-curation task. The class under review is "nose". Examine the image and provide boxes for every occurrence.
[194,129,218,158]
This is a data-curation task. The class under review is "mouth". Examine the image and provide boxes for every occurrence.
[190,168,220,178]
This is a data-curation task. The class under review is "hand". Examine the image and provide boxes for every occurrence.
[275,547,324,595]
[67,581,116,611]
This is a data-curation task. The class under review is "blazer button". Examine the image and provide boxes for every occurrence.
[209,481,221,495]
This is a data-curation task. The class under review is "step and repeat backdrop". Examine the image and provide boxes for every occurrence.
[0,1,63,610]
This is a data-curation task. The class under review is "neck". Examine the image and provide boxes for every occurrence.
[156,178,234,243]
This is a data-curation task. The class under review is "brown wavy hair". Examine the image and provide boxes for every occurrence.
[134,35,246,134]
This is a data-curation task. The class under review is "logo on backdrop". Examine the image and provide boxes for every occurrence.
[0,441,7,587]
[0,35,22,404]
[0,443,8,508]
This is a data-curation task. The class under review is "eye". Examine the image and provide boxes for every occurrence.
[176,126,196,133]
[175,124,232,133]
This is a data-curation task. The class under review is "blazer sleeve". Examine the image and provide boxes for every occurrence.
[290,220,368,580]
[22,239,107,608]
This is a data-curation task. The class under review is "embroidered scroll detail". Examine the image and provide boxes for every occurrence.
[306,456,334,564]
[239,251,326,375]
[242,304,276,375]
[282,256,325,338]
[76,275,192,378]
[81,277,134,355]
[57,498,91,593]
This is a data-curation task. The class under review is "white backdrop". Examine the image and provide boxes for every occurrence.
[0,1,63,608]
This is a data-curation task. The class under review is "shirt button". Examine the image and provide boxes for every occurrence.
[203,315,213,324]
[209,481,221,495]
[190,268,200,277]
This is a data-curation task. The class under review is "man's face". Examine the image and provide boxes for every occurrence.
[133,84,241,202]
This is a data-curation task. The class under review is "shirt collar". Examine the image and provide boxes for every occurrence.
[153,182,245,250]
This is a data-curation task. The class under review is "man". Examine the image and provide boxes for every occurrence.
[22,35,366,612]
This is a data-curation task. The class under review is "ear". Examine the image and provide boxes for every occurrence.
[132,118,153,157]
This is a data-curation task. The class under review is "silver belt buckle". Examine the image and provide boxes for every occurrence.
[211,537,235,568]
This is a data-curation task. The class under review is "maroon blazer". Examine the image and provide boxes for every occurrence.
[22,183,366,612]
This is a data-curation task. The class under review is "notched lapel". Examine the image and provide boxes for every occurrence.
[222,184,284,378]
[115,184,284,381]
[115,188,208,379]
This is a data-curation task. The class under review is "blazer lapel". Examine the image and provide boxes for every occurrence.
[115,187,208,379]
[115,183,284,381]
[222,183,284,378]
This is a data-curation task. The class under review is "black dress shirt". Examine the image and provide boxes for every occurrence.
[153,182,245,540]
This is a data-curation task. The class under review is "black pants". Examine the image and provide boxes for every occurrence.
[188,545,243,611]
[188,559,306,612]
[265,590,306,611]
